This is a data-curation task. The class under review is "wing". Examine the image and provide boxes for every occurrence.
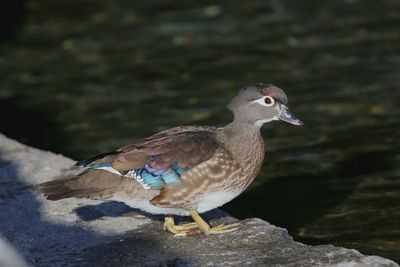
[77,126,220,191]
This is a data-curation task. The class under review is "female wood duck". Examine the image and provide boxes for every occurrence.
[39,83,303,236]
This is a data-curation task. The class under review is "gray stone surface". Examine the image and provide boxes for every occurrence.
[0,133,398,267]
[0,233,29,267]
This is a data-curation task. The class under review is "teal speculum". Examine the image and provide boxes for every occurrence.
[86,161,186,189]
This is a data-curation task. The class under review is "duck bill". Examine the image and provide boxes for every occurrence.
[278,105,304,126]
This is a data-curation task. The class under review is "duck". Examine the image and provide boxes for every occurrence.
[39,83,303,236]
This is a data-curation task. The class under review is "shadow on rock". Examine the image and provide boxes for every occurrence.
[75,200,230,224]
[0,157,185,266]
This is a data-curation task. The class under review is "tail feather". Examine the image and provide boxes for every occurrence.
[38,178,79,200]
[38,169,124,201]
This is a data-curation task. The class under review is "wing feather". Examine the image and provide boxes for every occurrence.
[79,126,220,190]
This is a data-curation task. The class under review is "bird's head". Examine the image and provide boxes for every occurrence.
[228,83,303,127]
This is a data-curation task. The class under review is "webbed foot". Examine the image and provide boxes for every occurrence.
[189,211,240,235]
[163,215,201,237]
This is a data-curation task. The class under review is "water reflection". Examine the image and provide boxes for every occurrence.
[0,0,399,262]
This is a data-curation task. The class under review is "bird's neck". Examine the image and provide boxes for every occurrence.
[218,118,265,175]
[224,118,262,138]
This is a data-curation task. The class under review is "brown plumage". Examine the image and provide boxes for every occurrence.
[39,126,222,206]
[39,84,303,235]
[39,169,127,200]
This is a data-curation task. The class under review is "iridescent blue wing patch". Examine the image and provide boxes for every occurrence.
[125,162,186,189]
[85,162,186,190]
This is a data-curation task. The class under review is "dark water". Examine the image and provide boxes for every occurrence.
[1,0,399,262]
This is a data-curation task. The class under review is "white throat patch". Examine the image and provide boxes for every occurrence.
[255,117,278,127]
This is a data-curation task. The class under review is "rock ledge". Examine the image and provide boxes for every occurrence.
[0,133,398,267]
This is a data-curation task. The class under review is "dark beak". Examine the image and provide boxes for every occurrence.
[278,105,304,126]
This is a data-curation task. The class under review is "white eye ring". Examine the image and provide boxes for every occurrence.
[252,96,275,107]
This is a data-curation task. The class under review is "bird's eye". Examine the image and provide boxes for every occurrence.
[264,96,274,106]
